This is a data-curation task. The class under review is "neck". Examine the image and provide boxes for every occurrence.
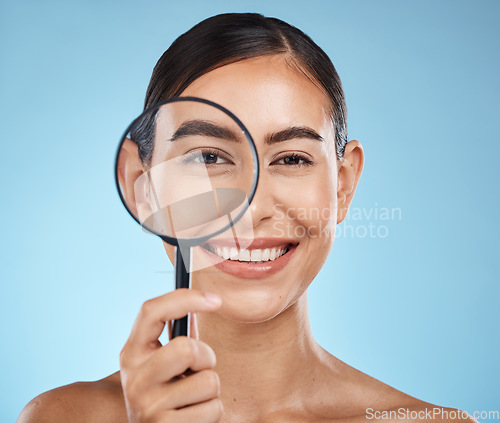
[196,292,326,419]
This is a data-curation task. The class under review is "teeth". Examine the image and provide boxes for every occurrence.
[207,245,289,262]
[250,249,262,262]
[239,249,251,261]
[262,249,270,261]
[270,248,276,261]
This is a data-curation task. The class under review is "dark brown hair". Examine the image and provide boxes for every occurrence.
[136,13,347,164]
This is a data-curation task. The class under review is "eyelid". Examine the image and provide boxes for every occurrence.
[270,149,314,160]
[270,151,315,165]
[184,147,234,162]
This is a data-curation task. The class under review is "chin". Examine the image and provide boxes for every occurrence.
[221,297,288,324]
[218,307,282,324]
[192,274,305,324]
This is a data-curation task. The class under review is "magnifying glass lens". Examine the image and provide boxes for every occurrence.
[116,98,257,244]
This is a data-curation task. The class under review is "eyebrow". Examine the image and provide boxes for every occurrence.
[169,120,324,144]
[169,120,240,142]
[265,126,324,144]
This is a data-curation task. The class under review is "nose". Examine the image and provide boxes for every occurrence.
[245,169,279,229]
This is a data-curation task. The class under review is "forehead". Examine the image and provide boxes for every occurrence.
[179,55,334,141]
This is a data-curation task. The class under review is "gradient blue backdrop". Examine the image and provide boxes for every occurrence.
[1,0,499,421]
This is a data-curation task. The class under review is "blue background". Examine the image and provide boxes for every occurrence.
[1,0,499,420]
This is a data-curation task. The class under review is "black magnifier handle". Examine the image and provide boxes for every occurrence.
[172,246,191,339]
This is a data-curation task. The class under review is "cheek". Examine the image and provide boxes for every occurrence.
[300,187,337,240]
[277,168,338,242]
[278,167,338,300]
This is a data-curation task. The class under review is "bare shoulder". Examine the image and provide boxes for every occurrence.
[315,349,476,423]
[17,371,127,423]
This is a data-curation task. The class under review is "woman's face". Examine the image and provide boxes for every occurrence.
[161,55,341,323]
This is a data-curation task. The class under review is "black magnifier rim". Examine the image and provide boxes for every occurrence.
[114,96,260,247]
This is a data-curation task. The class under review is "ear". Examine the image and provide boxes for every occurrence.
[337,140,364,224]
[117,138,145,217]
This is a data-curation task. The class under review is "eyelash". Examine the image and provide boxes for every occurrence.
[184,148,234,165]
[271,153,314,167]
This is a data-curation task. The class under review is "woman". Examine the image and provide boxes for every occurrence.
[19,13,473,423]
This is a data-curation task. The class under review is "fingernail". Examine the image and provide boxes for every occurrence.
[205,292,222,306]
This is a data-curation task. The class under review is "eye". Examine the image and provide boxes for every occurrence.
[271,153,314,167]
[201,151,223,165]
[183,148,234,166]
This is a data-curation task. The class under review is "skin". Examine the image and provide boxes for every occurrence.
[18,55,475,423]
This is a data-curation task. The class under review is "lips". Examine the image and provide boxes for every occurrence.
[199,238,299,279]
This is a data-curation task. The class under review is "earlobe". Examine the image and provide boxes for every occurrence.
[336,140,364,224]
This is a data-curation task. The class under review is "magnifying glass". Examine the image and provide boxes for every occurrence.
[115,97,259,339]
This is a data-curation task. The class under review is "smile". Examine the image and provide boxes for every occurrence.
[199,238,299,279]
[203,245,289,262]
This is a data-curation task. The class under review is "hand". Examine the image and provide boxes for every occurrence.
[119,288,223,422]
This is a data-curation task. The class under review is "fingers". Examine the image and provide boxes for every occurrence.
[140,336,217,385]
[147,369,220,413]
[175,398,224,423]
[156,398,224,423]
[120,289,223,423]
[123,289,221,359]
